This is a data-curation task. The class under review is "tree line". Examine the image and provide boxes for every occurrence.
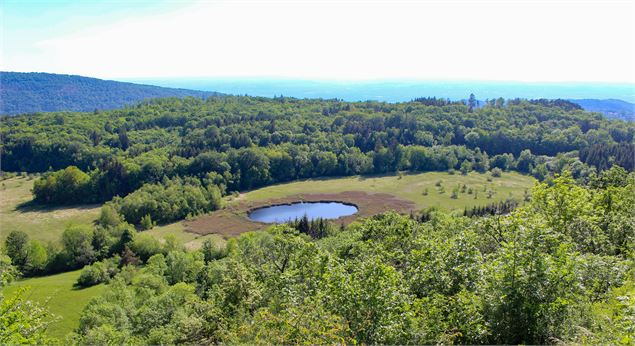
[2,95,632,175]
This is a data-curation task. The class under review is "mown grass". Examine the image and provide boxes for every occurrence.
[0,177,100,243]
[3,270,106,340]
[239,171,536,211]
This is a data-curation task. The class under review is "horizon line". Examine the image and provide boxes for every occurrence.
[3,71,635,86]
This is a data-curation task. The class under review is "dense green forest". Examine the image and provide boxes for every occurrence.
[2,96,633,204]
[2,167,633,344]
[0,72,220,115]
[1,95,634,344]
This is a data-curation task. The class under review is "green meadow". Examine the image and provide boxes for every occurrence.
[0,176,100,243]
[3,270,106,340]
[239,171,536,211]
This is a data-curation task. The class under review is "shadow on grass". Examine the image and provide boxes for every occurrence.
[15,199,100,213]
[72,283,97,291]
[356,171,433,181]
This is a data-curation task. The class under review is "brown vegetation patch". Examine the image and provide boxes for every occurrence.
[184,191,415,237]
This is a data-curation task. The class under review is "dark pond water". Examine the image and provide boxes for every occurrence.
[248,201,358,223]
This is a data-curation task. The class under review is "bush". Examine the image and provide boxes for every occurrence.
[451,188,459,199]
[491,167,502,178]
[130,234,163,262]
[61,225,95,268]
[76,256,120,287]
[5,230,29,268]
[32,166,91,204]
[24,240,48,274]
[140,214,156,230]
[200,239,228,262]
[76,264,106,287]
[460,160,472,175]
[97,204,122,228]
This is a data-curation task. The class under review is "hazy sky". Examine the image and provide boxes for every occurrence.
[2,0,634,83]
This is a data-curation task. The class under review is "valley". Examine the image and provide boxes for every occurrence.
[3,1,634,343]
[187,171,534,237]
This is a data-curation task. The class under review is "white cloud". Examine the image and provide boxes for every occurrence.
[4,0,635,82]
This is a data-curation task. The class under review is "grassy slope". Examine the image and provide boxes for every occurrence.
[0,177,100,243]
[3,270,106,340]
[0,176,222,249]
[240,171,536,211]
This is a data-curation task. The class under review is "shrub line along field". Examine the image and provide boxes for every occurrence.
[0,176,222,249]
[185,171,535,237]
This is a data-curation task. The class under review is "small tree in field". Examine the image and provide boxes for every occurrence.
[451,187,459,199]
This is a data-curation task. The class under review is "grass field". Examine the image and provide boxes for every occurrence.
[239,171,536,210]
[3,270,106,340]
[0,177,100,243]
[0,176,223,249]
[187,171,536,236]
[1,172,535,242]
[145,221,226,250]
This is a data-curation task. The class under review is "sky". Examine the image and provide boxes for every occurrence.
[2,0,634,83]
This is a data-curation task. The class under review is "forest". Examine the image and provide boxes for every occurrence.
[0,72,220,115]
[1,95,634,344]
[2,96,633,206]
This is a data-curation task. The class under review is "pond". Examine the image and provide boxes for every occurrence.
[248,201,358,223]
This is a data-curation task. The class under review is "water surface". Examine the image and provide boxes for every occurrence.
[248,201,358,223]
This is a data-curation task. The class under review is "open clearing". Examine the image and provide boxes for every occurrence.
[1,172,535,242]
[186,171,535,237]
[144,221,226,250]
[0,176,223,249]
[0,177,100,243]
[3,270,106,340]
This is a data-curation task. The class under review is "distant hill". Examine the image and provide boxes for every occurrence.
[570,99,635,121]
[0,72,221,115]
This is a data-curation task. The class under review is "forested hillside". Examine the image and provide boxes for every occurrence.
[0,72,220,115]
[571,99,635,122]
[1,95,633,227]
[2,95,635,344]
